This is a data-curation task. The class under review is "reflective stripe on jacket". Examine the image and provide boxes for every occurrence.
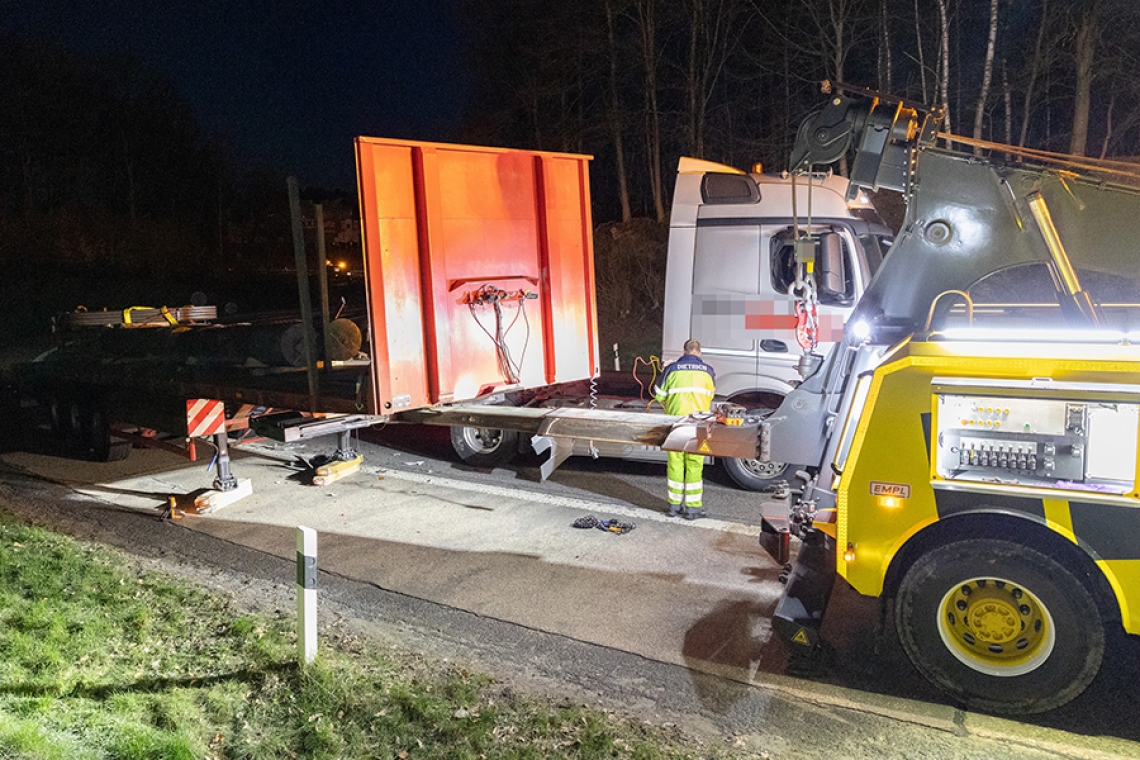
[654,354,716,416]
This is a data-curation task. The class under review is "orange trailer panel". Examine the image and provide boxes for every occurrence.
[355,138,598,414]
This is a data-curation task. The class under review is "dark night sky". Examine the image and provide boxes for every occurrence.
[1,0,470,190]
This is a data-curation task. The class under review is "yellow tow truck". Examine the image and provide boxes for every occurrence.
[762,85,1140,713]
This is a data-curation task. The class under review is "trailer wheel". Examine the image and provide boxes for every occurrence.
[84,406,130,462]
[64,400,86,447]
[48,395,71,440]
[450,424,518,468]
[895,539,1104,714]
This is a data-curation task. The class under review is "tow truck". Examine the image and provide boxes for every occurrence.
[761,85,1140,713]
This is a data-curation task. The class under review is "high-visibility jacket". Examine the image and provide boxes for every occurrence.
[654,354,716,416]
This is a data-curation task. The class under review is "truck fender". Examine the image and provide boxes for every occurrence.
[883,510,1122,628]
[715,376,796,403]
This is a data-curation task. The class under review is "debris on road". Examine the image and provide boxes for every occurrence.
[571,515,635,534]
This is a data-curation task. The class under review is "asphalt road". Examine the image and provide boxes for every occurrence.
[1,420,1139,759]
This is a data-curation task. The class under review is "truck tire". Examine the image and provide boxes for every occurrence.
[895,538,1105,714]
[722,392,790,491]
[722,455,792,491]
[450,424,518,468]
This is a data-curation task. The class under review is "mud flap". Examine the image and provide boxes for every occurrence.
[770,528,836,654]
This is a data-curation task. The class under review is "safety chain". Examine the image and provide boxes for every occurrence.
[792,280,819,351]
[789,172,819,351]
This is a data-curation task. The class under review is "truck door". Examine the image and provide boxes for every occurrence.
[689,221,864,397]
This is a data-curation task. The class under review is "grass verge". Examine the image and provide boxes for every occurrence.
[0,511,754,759]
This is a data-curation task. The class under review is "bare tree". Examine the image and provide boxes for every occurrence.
[683,0,741,158]
[1001,59,1012,146]
[632,0,666,222]
[913,0,928,101]
[1018,0,1052,147]
[971,0,999,151]
[935,0,952,129]
[1069,0,1099,156]
[878,0,893,92]
[604,0,632,222]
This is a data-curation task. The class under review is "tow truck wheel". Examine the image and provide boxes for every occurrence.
[450,424,518,468]
[896,539,1104,714]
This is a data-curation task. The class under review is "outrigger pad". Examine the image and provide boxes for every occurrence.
[313,454,364,486]
[192,478,253,514]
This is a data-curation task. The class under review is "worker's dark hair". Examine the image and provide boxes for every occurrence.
[683,339,701,354]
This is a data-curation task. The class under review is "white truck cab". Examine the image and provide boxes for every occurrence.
[662,157,893,489]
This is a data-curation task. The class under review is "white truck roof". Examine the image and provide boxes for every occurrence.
[673,156,872,221]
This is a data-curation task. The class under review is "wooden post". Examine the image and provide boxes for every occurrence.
[287,177,319,407]
[297,526,317,665]
[315,203,333,372]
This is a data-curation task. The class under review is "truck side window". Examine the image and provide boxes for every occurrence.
[769,228,854,306]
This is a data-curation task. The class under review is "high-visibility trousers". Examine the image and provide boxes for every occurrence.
[666,451,704,509]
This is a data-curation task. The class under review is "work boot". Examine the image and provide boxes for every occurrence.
[668,506,682,517]
[682,508,706,521]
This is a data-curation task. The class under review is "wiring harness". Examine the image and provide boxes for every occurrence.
[462,284,537,384]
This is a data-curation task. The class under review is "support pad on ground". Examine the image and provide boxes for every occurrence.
[192,478,253,513]
[312,455,363,485]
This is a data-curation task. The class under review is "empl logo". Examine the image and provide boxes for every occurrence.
[870,481,910,498]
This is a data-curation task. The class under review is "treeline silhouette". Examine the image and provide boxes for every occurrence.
[0,35,317,341]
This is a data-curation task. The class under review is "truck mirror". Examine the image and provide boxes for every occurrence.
[816,232,846,299]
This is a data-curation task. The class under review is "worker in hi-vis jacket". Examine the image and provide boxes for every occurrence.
[654,339,716,519]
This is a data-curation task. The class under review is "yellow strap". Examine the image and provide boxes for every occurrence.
[121,306,179,327]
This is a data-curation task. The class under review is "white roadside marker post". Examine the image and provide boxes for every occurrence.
[297,526,317,665]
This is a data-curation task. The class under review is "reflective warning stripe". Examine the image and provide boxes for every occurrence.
[187,399,225,437]
[662,386,714,397]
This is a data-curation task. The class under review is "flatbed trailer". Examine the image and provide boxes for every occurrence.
[8,138,757,508]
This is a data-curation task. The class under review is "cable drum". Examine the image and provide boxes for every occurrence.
[282,318,363,367]
[325,318,363,361]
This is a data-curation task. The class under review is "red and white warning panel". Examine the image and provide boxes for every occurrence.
[186,399,226,438]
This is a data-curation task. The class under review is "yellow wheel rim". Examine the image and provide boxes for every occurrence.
[936,576,1055,677]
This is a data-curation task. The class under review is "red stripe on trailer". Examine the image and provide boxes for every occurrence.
[186,399,225,437]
